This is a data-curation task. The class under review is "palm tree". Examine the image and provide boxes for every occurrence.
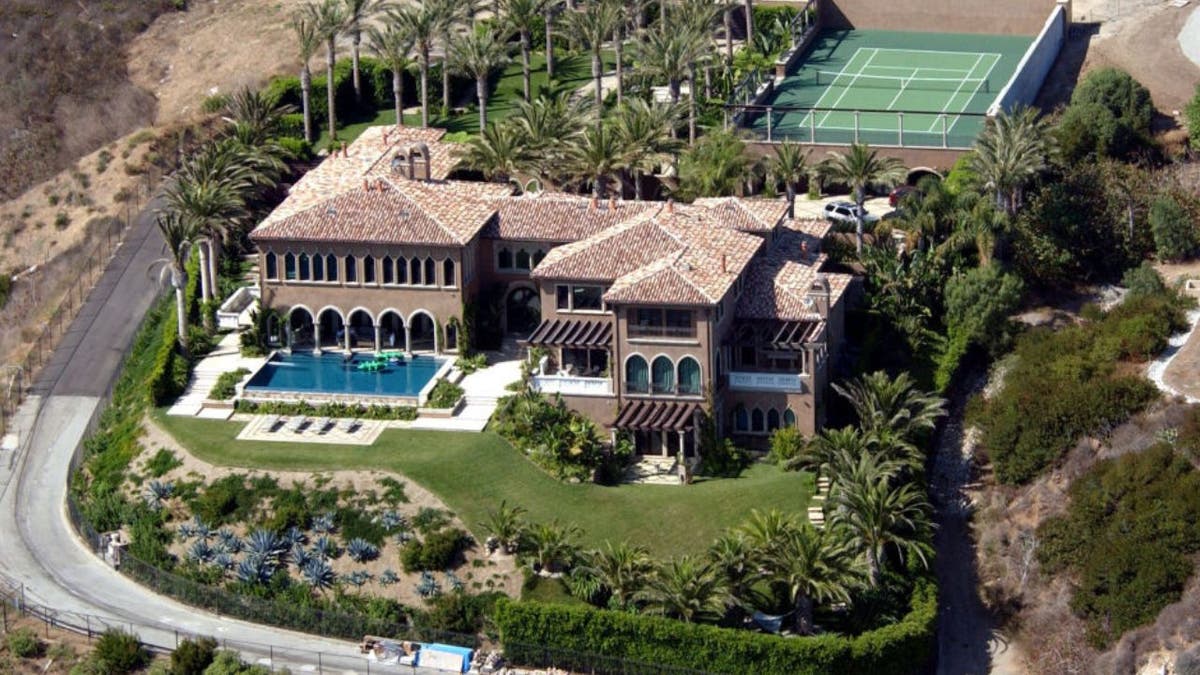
[743,0,753,48]
[543,0,560,79]
[936,191,1010,266]
[458,121,531,182]
[291,12,322,144]
[737,508,799,562]
[708,532,760,608]
[308,0,349,142]
[766,525,863,634]
[613,99,682,200]
[579,541,651,609]
[564,0,622,109]
[449,27,511,131]
[437,0,470,112]
[150,211,198,352]
[636,24,703,106]
[344,0,390,104]
[677,130,750,198]
[223,87,295,147]
[832,370,946,456]
[389,3,441,127]
[523,520,582,574]
[637,556,729,623]
[786,425,876,479]
[500,0,549,102]
[820,143,907,253]
[770,141,810,217]
[971,105,1054,217]
[368,22,416,127]
[479,500,527,554]
[508,89,592,184]
[569,122,625,198]
[829,459,933,586]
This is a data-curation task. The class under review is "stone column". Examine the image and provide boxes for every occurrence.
[661,430,669,458]
[344,322,352,353]
[405,326,412,355]
[374,324,382,353]
[313,321,322,354]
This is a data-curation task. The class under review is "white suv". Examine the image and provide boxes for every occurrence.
[823,200,879,225]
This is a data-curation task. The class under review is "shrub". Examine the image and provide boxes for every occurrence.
[169,636,216,674]
[1057,68,1154,160]
[233,399,417,420]
[6,628,43,658]
[211,368,250,400]
[417,591,504,634]
[1187,84,1200,152]
[493,579,937,675]
[425,379,464,409]
[767,426,806,466]
[201,93,231,114]
[93,629,148,674]
[0,273,11,311]
[493,390,609,481]
[1122,260,1165,297]
[401,527,470,572]
[454,353,487,374]
[1150,195,1195,262]
[96,149,113,174]
[145,448,183,478]
[54,211,70,230]
[943,265,1023,353]
[1037,444,1200,646]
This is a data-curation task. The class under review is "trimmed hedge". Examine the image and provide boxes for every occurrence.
[493,579,937,675]
[149,308,189,407]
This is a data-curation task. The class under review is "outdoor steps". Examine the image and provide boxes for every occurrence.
[625,456,681,485]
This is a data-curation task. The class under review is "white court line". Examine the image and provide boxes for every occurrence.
[857,64,986,75]
[944,53,1001,137]
[798,47,871,129]
[885,68,919,110]
[869,47,1003,58]
[926,53,985,133]
[818,48,879,128]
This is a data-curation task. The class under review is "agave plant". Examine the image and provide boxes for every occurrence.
[393,531,413,546]
[291,543,314,570]
[379,510,407,531]
[217,529,244,554]
[177,522,196,541]
[343,570,372,588]
[247,529,286,561]
[144,480,175,509]
[346,538,379,563]
[284,526,307,548]
[445,570,463,592]
[191,517,213,542]
[187,539,215,563]
[211,540,229,556]
[213,552,235,570]
[236,555,275,585]
[314,535,339,559]
[311,512,337,534]
[302,558,336,590]
[417,571,440,598]
[379,569,400,586]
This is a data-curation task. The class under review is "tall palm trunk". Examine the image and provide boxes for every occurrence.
[352,32,363,104]
[207,239,220,305]
[442,57,451,110]
[393,67,406,127]
[325,37,338,141]
[743,0,753,46]
[545,10,555,78]
[419,50,430,127]
[197,240,211,303]
[476,76,489,131]
[854,186,866,253]
[634,169,643,200]
[300,66,315,143]
[794,595,814,635]
[687,64,697,146]
[174,280,189,352]
[613,25,623,106]
[724,8,733,64]
[865,548,880,587]
[521,29,532,101]
[591,49,603,108]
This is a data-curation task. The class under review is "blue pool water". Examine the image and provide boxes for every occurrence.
[244,352,446,398]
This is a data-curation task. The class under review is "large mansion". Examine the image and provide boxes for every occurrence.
[249,127,855,454]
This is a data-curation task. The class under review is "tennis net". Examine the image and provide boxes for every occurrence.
[814,70,990,93]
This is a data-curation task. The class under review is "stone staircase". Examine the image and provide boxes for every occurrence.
[808,475,832,528]
[166,332,261,419]
[625,455,683,485]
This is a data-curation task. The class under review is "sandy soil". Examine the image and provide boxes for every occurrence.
[0,614,126,674]
[133,416,521,608]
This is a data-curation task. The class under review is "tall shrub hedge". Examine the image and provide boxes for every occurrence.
[264,57,416,137]
[492,579,936,675]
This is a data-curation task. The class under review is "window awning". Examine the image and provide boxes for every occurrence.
[524,319,613,348]
[770,320,823,349]
[730,320,824,350]
[614,401,700,431]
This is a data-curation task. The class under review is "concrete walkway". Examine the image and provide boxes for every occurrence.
[408,359,521,432]
[167,331,266,418]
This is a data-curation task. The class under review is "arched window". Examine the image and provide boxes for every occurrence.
[265,252,278,280]
[751,408,764,433]
[784,408,797,428]
[651,356,675,394]
[396,256,408,284]
[532,250,545,267]
[677,357,701,395]
[410,257,422,285]
[298,253,310,281]
[445,324,458,351]
[382,256,394,284]
[424,257,436,286]
[363,255,376,284]
[625,355,649,394]
[284,253,297,280]
[498,248,513,270]
[313,254,325,281]
[767,409,780,431]
[443,259,456,287]
[734,406,749,432]
[516,249,531,270]
[326,255,339,281]
[344,255,357,283]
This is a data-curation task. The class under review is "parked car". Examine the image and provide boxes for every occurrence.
[889,185,920,208]
[823,200,879,225]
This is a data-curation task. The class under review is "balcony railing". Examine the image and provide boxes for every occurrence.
[627,325,696,339]
[531,375,614,397]
[728,371,807,393]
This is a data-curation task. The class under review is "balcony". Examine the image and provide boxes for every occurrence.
[728,371,807,393]
[627,325,696,340]
[531,374,614,397]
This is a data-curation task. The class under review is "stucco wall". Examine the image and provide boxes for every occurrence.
[819,0,1060,35]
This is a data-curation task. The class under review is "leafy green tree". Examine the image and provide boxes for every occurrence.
[676,130,750,198]
[637,556,729,623]
[93,630,148,674]
[820,143,906,252]
[943,265,1024,352]
[971,106,1054,217]
[171,637,218,675]
[1121,261,1165,297]
[1150,195,1196,262]
[1056,67,1154,161]
[1186,83,1200,151]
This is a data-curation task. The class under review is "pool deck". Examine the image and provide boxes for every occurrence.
[167,332,266,418]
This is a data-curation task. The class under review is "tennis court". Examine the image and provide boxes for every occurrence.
[750,30,1034,148]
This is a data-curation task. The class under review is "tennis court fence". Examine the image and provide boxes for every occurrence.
[727,104,986,148]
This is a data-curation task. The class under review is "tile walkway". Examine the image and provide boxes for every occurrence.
[166,332,266,417]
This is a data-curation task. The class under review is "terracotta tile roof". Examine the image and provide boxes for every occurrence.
[251,178,508,247]
[483,193,656,242]
[737,219,853,320]
[691,197,789,233]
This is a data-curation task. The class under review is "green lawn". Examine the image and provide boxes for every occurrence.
[318,51,619,148]
[152,411,812,558]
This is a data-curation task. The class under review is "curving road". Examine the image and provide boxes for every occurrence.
[0,205,407,672]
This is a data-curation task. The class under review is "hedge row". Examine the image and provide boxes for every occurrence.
[265,57,422,134]
[148,307,189,407]
[492,579,937,675]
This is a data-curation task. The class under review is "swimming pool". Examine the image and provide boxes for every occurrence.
[244,352,449,401]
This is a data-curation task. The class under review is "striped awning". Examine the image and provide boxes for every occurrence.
[524,319,613,348]
[613,401,699,431]
[770,320,823,349]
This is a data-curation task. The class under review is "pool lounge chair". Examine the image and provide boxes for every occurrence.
[312,417,333,434]
[263,415,281,432]
[286,416,309,433]
[337,418,360,433]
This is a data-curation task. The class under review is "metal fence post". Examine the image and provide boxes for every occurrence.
[853,110,860,144]
[897,112,904,147]
[941,115,948,148]
[809,111,816,143]
[766,106,773,142]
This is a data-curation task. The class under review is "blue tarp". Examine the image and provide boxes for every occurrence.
[417,643,474,673]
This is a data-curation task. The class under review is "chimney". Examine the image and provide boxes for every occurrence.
[666,198,674,214]
[800,240,809,260]
[590,195,599,211]
[340,141,348,157]
[363,178,370,192]
[608,196,617,211]
[721,254,727,273]
[382,128,390,144]
[377,178,388,191]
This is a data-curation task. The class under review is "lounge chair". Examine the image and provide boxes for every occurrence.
[263,414,281,432]
[338,418,360,433]
[312,417,333,434]
[286,415,309,433]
